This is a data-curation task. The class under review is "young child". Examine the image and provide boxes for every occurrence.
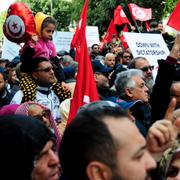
[21,12,66,86]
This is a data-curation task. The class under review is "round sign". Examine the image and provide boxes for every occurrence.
[5,15,25,39]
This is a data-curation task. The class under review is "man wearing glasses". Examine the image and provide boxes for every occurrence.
[90,44,100,60]
[11,57,71,122]
[128,57,154,94]
[121,50,133,67]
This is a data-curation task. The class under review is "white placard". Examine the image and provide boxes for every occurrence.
[123,32,170,77]
[1,37,20,61]
[53,31,73,52]
[53,26,100,52]
[86,26,100,47]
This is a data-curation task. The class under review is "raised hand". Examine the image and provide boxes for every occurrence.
[147,98,180,153]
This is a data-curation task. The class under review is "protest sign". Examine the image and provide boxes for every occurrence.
[1,37,20,61]
[53,26,100,52]
[86,26,100,47]
[53,31,73,52]
[123,32,170,77]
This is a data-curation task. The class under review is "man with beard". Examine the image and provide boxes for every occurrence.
[59,101,180,180]
[128,57,154,94]
[0,67,15,108]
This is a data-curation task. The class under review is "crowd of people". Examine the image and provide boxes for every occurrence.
[0,7,180,180]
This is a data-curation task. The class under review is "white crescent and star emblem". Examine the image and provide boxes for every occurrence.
[120,9,126,18]
[132,7,146,20]
[5,15,25,39]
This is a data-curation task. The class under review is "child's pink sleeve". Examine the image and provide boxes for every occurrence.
[47,41,57,57]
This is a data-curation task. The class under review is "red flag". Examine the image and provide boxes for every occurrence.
[114,5,130,25]
[67,0,99,125]
[167,1,180,31]
[100,20,118,51]
[70,0,88,54]
[120,25,128,49]
[128,3,152,21]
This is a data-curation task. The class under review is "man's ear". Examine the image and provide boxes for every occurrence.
[125,87,133,98]
[32,72,38,80]
[94,74,98,82]
[86,161,112,180]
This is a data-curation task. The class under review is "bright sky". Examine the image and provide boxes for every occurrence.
[0,0,16,13]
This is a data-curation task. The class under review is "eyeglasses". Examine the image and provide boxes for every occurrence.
[36,66,54,73]
[32,109,50,121]
[123,56,131,59]
[140,66,154,72]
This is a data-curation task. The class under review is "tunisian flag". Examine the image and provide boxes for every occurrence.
[67,0,99,125]
[100,19,118,51]
[114,5,130,25]
[167,1,180,31]
[120,25,128,49]
[128,3,152,21]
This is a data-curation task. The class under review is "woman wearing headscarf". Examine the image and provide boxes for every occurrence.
[0,115,60,180]
[15,101,61,151]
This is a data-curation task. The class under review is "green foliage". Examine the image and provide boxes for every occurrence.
[18,0,72,31]
[71,0,168,36]
[0,11,7,40]
[163,0,178,18]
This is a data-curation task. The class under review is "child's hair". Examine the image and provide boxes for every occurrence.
[41,17,57,31]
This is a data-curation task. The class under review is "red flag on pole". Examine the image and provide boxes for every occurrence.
[67,0,99,125]
[70,0,89,61]
[114,5,130,25]
[100,19,118,51]
[128,3,152,21]
[120,25,128,49]
[167,1,180,31]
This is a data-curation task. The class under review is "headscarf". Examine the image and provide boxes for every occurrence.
[15,101,61,151]
[0,115,55,180]
[159,140,180,179]
[0,104,19,115]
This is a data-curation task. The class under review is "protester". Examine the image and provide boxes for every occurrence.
[15,101,61,151]
[120,50,133,67]
[104,53,116,68]
[20,12,67,87]
[90,44,100,60]
[0,104,19,115]
[59,100,180,180]
[11,57,71,122]
[0,67,15,108]
[128,56,154,94]
[0,115,60,180]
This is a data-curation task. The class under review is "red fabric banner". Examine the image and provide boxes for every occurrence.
[114,5,130,25]
[67,0,99,125]
[167,0,180,31]
[100,19,118,51]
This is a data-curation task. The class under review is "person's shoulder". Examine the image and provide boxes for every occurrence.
[10,90,23,104]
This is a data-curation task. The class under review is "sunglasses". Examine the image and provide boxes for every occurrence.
[32,109,50,121]
[123,56,131,59]
[36,66,54,73]
[140,66,154,72]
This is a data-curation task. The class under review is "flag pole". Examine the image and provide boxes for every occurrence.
[133,20,141,33]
